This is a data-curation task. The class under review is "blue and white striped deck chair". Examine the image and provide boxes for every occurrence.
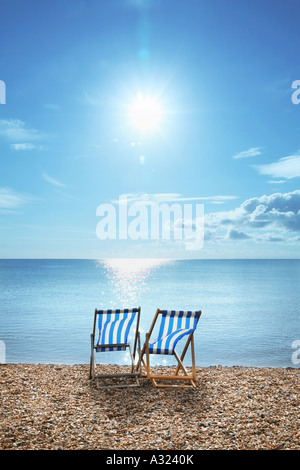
[138,308,201,388]
[89,307,142,388]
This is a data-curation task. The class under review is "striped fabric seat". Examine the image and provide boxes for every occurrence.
[149,310,201,355]
[96,308,139,352]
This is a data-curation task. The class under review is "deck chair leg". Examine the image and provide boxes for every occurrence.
[140,357,148,377]
[129,343,134,374]
[136,308,160,374]
[137,331,142,376]
[136,343,145,372]
[174,335,197,385]
[174,334,193,376]
[89,334,95,380]
[128,343,140,386]
[137,348,148,377]
[131,331,142,373]
[146,333,150,379]
[191,335,196,382]
[133,311,141,360]
[174,351,196,388]
[151,334,197,389]
[174,351,189,376]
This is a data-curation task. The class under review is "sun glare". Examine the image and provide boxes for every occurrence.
[128,93,163,133]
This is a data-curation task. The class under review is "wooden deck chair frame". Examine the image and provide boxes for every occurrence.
[137,308,201,389]
[89,307,142,388]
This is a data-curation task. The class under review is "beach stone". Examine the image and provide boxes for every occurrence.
[0,364,299,450]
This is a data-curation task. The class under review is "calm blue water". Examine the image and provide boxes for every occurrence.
[0,258,299,368]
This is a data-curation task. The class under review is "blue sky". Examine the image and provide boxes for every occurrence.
[0,0,300,258]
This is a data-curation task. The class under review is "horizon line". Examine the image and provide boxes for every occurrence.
[0,257,299,261]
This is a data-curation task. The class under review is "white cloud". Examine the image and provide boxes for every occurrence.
[0,119,45,142]
[227,229,251,240]
[111,193,237,205]
[204,190,300,244]
[233,147,262,159]
[42,172,66,187]
[267,180,287,184]
[0,187,33,211]
[254,155,300,180]
[10,143,44,151]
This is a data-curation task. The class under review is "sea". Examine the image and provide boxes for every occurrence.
[0,258,299,368]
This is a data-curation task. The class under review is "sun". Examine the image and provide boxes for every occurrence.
[128,93,163,133]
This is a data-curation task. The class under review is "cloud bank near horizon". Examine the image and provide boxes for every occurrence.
[204,190,300,245]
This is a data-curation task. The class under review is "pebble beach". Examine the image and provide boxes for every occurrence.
[0,364,299,451]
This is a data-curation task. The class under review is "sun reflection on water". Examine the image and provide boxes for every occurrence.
[98,258,172,306]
